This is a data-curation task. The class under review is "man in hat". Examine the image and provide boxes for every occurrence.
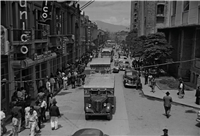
[163,92,172,118]
[161,128,168,136]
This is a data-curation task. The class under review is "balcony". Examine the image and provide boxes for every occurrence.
[182,11,188,25]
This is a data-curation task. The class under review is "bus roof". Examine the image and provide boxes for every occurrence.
[84,74,115,88]
[89,58,111,65]
[102,48,112,52]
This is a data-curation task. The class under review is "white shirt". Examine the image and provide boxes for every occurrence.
[180,83,183,89]
[0,111,5,120]
[63,76,68,81]
[25,106,31,116]
[46,81,51,90]
[40,100,47,108]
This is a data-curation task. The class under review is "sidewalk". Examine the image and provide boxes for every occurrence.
[141,76,200,110]
[3,86,64,136]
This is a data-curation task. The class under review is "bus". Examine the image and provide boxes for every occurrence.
[87,58,111,74]
[101,48,113,61]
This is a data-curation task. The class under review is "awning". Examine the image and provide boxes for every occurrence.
[158,24,200,30]
[35,52,57,63]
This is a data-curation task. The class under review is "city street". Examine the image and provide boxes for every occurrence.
[16,71,199,136]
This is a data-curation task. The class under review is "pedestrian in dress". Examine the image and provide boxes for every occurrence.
[62,74,68,90]
[163,92,173,118]
[195,86,200,105]
[12,113,19,136]
[49,101,61,130]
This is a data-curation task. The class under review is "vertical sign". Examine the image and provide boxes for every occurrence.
[39,0,53,24]
[19,0,31,42]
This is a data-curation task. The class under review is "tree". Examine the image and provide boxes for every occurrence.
[125,28,138,54]
[143,32,173,63]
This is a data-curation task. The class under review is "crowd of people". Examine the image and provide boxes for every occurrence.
[3,53,93,136]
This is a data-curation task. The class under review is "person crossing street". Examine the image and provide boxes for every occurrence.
[163,92,173,118]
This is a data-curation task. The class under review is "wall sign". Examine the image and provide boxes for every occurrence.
[39,0,53,24]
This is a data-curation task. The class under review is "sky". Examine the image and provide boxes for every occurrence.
[78,0,131,27]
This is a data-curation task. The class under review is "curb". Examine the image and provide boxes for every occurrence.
[142,90,200,110]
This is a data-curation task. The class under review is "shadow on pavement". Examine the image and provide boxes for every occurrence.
[185,109,197,114]
[56,92,72,96]
[195,123,200,127]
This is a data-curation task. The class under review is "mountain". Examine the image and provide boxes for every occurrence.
[94,20,128,33]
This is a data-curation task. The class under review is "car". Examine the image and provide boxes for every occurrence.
[196,110,200,123]
[119,60,131,71]
[72,128,106,136]
[112,66,119,73]
[123,69,142,89]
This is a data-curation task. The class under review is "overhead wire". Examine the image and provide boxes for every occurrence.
[80,0,92,9]
[80,0,95,10]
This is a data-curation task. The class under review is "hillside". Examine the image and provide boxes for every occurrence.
[94,20,128,33]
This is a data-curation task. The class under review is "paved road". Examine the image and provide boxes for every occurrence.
[121,70,200,135]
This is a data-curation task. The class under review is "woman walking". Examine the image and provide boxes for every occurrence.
[49,101,61,130]
[178,79,185,99]
[150,77,156,93]
[28,106,38,136]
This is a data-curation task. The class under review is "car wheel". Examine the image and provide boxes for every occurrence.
[123,81,127,88]
[85,115,89,120]
[107,112,113,120]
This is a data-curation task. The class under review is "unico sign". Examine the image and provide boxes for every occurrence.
[41,0,52,22]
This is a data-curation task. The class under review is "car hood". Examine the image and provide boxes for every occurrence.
[72,128,103,136]
[91,95,107,103]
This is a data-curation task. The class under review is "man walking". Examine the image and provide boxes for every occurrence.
[163,92,172,118]
[49,101,61,130]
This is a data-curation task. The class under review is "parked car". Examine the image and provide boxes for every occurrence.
[196,110,200,123]
[113,66,119,73]
[123,69,142,89]
[72,128,106,136]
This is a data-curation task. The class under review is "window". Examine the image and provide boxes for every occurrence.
[172,1,177,16]
[157,4,165,16]
[183,1,189,11]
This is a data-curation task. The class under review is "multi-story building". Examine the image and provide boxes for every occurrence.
[158,1,200,87]
[1,1,82,114]
[130,0,170,36]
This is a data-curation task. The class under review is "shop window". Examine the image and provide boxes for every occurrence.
[183,1,189,11]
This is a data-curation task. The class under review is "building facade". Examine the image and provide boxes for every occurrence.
[158,1,200,87]
[0,0,84,114]
[130,0,170,36]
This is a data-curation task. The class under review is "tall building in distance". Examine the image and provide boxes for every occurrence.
[130,0,170,36]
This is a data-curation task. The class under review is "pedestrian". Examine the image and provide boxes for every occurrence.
[24,105,31,129]
[148,74,153,86]
[62,74,68,90]
[177,78,185,99]
[144,70,149,85]
[11,105,22,132]
[81,73,86,85]
[50,73,56,93]
[150,77,156,93]
[46,78,51,94]
[71,73,76,88]
[40,98,47,122]
[28,106,38,136]
[49,101,61,130]
[161,128,169,136]
[49,93,57,109]
[12,113,19,136]
[195,86,200,105]
[0,110,7,135]
[34,101,42,130]
[163,92,173,118]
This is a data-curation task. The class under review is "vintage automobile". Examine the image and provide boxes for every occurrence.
[119,60,131,71]
[71,128,106,136]
[83,74,116,120]
[196,110,200,123]
[123,68,142,89]
[112,66,119,73]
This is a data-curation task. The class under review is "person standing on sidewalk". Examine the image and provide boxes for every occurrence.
[40,98,47,122]
[195,86,200,105]
[28,106,38,136]
[49,101,61,130]
[144,70,149,85]
[50,73,56,94]
[24,105,31,129]
[11,105,22,133]
[62,74,68,90]
[178,79,185,99]
[150,77,156,93]
[163,92,173,118]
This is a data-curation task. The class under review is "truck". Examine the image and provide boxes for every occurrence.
[83,74,116,120]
